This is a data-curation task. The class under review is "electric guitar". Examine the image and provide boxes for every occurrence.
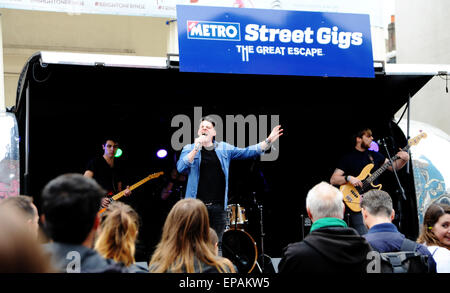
[98,171,164,215]
[340,132,427,212]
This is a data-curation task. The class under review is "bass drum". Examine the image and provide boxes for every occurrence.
[221,229,258,273]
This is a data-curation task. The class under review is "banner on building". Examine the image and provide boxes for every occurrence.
[0,1,384,28]
[177,5,374,78]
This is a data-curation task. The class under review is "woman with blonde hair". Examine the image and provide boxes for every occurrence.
[95,201,147,272]
[417,203,450,273]
[149,198,236,273]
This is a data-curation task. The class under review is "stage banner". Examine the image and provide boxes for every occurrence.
[176,5,374,78]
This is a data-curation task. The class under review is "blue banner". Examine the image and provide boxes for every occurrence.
[177,5,374,78]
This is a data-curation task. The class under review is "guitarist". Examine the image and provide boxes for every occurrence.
[330,128,409,235]
[84,137,131,209]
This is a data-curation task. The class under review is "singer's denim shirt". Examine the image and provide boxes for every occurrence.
[177,141,264,209]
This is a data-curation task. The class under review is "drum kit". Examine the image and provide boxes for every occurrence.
[222,200,270,273]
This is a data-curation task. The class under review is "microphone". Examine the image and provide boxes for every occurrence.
[377,136,394,146]
[195,133,207,150]
[376,137,388,145]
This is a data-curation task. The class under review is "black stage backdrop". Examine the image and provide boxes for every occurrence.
[15,58,431,262]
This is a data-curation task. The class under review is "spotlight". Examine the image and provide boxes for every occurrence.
[156,149,168,159]
[369,141,379,152]
[114,148,123,158]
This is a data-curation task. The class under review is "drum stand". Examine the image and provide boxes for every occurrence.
[254,194,273,273]
[256,202,266,272]
[234,203,238,230]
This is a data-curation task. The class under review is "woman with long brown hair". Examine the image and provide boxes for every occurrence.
[417,203,450,273]
[95,201,147,272]
[149,198,235,273]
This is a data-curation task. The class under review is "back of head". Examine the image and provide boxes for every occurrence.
[360,189,393,218]
[209,227,218,246]
[41,173,105,244]
[0,195,37,220]
[0,205,54,273]
[0,195,40,239]
[306,182,344,221]
[155,198,210,256]
[208,227,219,255]
[150,198,234,273]
[95,201,140,266]
[418,203,450,249]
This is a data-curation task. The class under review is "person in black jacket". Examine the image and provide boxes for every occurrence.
[278,181,373,273]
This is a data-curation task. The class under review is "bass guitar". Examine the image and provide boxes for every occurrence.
[340,132,426,212]
[98,171,164,215]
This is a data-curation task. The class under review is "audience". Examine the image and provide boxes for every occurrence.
[278,181,373,273]
[0,204,54,273]
[40,173,126,273]
[148,198,236,273]
[0,195,40,239]
[209,227,219,256]
[417,203,450,273]
[7,172,445,275]
[360,189,436,272]
[95,201,148,272]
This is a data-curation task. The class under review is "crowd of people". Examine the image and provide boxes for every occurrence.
[0,173,448,274]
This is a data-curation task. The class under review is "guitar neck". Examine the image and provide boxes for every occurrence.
[364,145,409,185]
[111,172,163,201]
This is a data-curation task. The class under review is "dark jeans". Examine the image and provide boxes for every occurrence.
[206,203,227,255]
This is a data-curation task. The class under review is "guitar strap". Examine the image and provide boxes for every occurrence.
[368,152,374,164]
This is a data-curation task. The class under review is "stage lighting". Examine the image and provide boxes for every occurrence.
[369,141,379,152]
[157,149,168,159]
[114,148,123,158]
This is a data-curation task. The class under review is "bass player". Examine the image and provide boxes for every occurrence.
[330,128,409,235]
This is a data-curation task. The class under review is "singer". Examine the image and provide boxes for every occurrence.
[177,116,283,254]
[330,128,409,235]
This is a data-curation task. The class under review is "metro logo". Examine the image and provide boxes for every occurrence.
[187,21,241,41]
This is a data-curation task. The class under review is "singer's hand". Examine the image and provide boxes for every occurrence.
[267,125,283,143]
[194,135,209,147]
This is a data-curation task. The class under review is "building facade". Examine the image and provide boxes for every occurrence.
[395,0,450,134]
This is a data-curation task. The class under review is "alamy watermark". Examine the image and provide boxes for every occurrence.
[66,250,81,273]
[366,251,382,273]
[171,107,280,161]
